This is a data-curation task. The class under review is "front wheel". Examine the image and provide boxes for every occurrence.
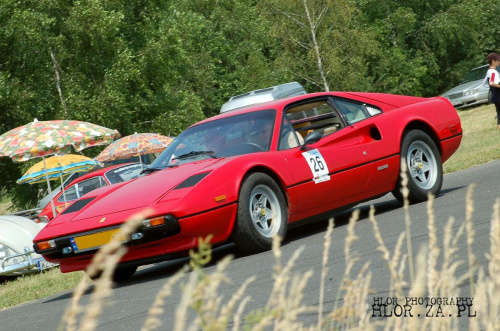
[232,173,287,254]
[392,130,443,204]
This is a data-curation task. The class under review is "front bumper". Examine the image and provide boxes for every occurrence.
[445,91,489,109]
[34,215,181,259]
[36,203,238,273]
[0,248,57,277]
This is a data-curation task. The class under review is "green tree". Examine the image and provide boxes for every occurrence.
[356,0,493,95]
[259,0,377,93]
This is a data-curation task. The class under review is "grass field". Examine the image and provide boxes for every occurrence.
[443,103,500,173]
[1,103,500,330]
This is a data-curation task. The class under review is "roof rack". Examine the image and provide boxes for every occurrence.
[220,82,307,113]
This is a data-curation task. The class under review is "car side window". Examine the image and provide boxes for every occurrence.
[77,177,105,197]
[333,99,381,124]
[284,99,345,143]
[58,185,78,202]
[278,116,303,150]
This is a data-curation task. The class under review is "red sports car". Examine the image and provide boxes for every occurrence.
[37,163,144,222]
[33,91,462,280]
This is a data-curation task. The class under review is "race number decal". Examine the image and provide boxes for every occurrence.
[301,149,330,184]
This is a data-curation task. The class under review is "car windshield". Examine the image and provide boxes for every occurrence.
[150,109,276,168]
[105,163,144,184]
[461,66,489,84]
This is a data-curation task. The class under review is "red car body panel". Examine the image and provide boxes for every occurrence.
[34,92,462,273]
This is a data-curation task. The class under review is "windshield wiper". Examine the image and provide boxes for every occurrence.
[140,167,162,174]
[172,150,218,160]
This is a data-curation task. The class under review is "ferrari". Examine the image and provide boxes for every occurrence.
[33,91,462,280]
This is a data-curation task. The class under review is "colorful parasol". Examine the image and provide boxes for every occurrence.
[0,119,120,162]
[16,154,98,185]
[0,119,120,216]
[96,132,173,166]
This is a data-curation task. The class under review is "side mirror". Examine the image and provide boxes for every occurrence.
[300,131,322,150]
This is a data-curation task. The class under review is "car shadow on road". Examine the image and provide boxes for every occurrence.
[283,198,403,245]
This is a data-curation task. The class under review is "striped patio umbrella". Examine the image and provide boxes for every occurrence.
[17,154,98,184]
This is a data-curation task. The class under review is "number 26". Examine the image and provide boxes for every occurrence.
[309,156,325,172]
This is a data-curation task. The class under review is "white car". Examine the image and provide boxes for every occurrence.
[0,215,57,277]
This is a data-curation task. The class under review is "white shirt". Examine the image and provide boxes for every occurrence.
[485,68,500,86]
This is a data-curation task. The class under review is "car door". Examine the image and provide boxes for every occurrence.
[332,97,400,195]
[277,97,373,220]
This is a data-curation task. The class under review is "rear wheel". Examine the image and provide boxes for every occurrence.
[392,130,443,203]
[232,173,287,254]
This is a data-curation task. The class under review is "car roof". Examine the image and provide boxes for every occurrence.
[195,92,337,127]
[469,64,489,71]
[64,163,137,188]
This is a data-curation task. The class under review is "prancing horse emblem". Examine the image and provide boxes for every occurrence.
[99,217,106,223]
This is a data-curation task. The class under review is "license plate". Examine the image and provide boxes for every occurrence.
[70,228,126,253]
[37,260,58,271]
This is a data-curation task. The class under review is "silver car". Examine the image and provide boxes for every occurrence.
[442,64,497,109]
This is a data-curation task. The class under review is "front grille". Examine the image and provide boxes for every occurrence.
[448,92,463,100]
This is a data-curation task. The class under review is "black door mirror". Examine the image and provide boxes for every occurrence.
[300,131,322,150]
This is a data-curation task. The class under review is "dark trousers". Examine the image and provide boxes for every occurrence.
[496,103,500,125]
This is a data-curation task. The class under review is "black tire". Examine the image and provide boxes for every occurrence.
[85,265,137,282]
[232,173,287,254]
[392,130,443,204]
[112,265,137,282]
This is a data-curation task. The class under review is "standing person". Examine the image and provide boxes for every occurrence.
[485,52,500,130]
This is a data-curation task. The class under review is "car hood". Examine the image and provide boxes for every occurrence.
[442,79,485,96]
[44,158,224,226]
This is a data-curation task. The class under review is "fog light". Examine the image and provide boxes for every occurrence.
[62,247,73,254]
[131,233,144,240]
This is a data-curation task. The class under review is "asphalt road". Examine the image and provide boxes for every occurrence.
[1,158,498,330]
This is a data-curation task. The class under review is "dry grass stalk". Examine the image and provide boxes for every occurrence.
[465,184,477,294]
[400,160,415,285]
[219,276,256,328]
[406,245,428,331]
[231,296,251,331]
[170,238,260,331]
[56,176,500,330]
[247,236,320,330]
[78,212,147,331]
[431,217,463,331]
[326,209,375,330]
[266,237,304,309]
[60,273,92,331]
[174,270,198,331]
[60,210,149,331]
[487,199,500,286]
[141,265,188,331]
[426,193,439,298]
[317,218,334,329]
[368,205,407,300]
[187,255,233,330]
[332,210,360,314]
[266,245,311,329]
[473,198,500,330]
